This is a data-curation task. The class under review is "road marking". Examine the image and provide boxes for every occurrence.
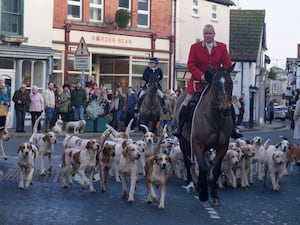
[194,196,221,219]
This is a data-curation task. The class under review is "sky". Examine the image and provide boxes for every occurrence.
[232,0,300,69]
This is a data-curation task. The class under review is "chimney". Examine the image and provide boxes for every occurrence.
[298,44,300,59]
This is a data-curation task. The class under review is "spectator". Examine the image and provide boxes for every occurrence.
[50,85,61,127]
[0,78,11,127]
[59,84,71,126]
[294,94,300,145]
[111,89,125,131]
[237,93,245,126]
[0,77,11,100]
[86,75,97,90]
[125,87,138,129]
[100,94,110,115]
[71,81,87,121]
[266,100,274,124]
[29,85,44,131]
[107,89,113,101]
[232,95,241,124]
[0,86,11,127]
[12,84,30,132]
[43,82,56,131]
[159,93,173,136]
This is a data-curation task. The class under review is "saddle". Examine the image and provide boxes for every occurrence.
[185,87,207,129]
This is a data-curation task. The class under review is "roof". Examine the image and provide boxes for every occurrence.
[229,10,266,62]
[207,0,235,6]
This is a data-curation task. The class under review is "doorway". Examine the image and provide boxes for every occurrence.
[0,72,15,128]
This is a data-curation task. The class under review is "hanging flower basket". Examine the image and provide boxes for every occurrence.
[115,9,131,29]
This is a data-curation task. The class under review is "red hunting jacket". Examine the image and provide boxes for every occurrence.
[186,41,232,95]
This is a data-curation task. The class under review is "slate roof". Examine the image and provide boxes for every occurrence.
[229,10,266,62]
[207,0,235,6]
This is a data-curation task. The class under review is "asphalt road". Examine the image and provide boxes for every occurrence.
[0,126,299,225]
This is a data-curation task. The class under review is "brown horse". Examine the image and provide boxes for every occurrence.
[173,64,234,205]
[139,82,161,134]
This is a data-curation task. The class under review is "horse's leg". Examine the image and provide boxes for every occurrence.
[210,145,227,205]
[179,137,194,192]
[196,153,209,202]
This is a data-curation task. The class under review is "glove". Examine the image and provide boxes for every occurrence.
[204,70,213,83]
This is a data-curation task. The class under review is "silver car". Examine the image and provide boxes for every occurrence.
[274,106,288,121]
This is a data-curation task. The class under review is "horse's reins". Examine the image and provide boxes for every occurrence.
[190,85,209,161]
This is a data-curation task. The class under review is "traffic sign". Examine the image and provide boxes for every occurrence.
[74,37,90,56]
[74,56,90,70]
[74,37,90,70]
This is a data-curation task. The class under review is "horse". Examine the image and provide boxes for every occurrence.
[173,64,235,206]
[139,81,161,134]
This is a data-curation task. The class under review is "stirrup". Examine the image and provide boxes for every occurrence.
[172,127,182,137]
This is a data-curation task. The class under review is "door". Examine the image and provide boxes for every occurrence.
[0,72,15,128]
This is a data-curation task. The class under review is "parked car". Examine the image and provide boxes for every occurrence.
[273,105,288,121]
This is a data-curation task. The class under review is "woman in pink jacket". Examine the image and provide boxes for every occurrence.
[29,85,44,131]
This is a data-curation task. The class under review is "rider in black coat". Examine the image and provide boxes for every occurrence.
[135,57,168,114]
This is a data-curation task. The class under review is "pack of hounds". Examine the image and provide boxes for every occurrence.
[1,115,300,209]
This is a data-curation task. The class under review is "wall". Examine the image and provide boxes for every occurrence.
[24,0,54,47]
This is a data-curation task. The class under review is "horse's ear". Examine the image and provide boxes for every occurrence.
[207,64,217,75]
[227,63,236,73]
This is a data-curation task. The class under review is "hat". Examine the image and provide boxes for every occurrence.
[20,84,26,88]
[149,57,159,64]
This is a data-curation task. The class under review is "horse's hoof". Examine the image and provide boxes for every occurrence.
[210,198,222,206]
[198,191,208,202]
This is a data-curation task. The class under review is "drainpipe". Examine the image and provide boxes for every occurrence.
[169,35,175,89]
[172,0,177,90]
[150,33,157,57]
[64,24,71,84]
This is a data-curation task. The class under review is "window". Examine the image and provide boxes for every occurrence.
[211,4,217,20]
[68,0,82,20]
[272,83,278,94]
[0,0,23,35]
[192,0,199,16]
[138,0,149,28]
[119,0,130,9]
[90,0,103,22]
[0,58,14,69]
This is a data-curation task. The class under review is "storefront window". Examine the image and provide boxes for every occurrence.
[0,58,14,69]
[99,57,129,74]
[21,60,45,90]
[99,75,128,91]
[33,61,44,86]
[22,60,32,86]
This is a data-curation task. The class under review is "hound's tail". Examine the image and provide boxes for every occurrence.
[29,114,43,143]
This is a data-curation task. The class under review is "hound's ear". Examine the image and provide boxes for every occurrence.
[122,140,127,149]
[122,146,128,157]
[153,134,157,142]
[148,155,156,165]
[17,144,24,153]
[275,143,281,149]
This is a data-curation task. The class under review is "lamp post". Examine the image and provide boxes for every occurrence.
[249,85,258,128]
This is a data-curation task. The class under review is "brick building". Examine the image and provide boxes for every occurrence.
[52,0,174,92]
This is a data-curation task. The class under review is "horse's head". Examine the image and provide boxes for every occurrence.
[148,81,158,93]
[209,64,235,116]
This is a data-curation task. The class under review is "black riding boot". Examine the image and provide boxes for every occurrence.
[172,105,187,137]
[160,98,168,114]
[230,105,243,139]
[134,95,144,113]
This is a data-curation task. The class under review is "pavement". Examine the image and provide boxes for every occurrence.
[7,120,290,139]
